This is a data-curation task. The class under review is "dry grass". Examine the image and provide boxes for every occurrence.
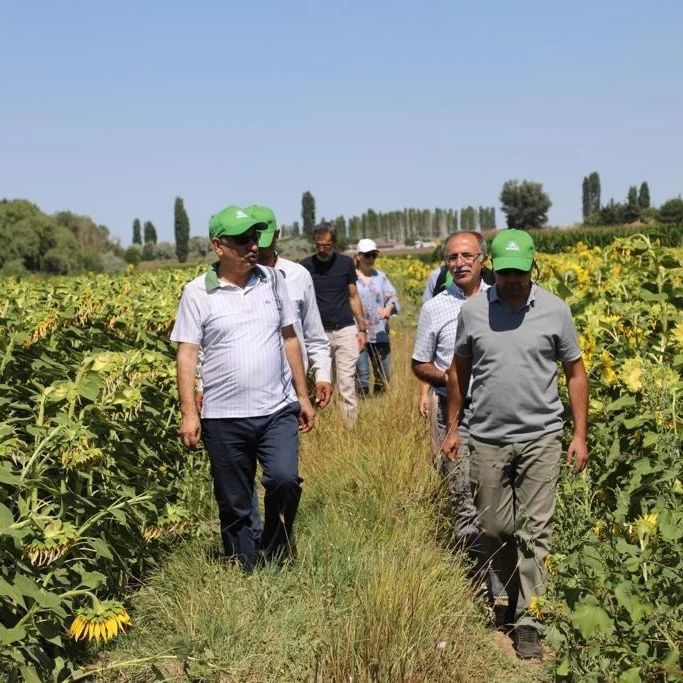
[91,332,541,682]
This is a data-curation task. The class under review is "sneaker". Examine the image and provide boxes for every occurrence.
[514,625,542,659]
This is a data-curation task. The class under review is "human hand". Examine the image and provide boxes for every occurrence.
[418,392,430,418]
[178,412,201,449]
[357,331,367,351]
[315,382,333,409]
[440,429,461,462]
[298,398,316,433]
[566,435,589,473]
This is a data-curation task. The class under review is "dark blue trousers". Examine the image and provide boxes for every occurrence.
[202,402,302,571]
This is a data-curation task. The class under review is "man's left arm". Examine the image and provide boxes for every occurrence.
[283,325,315,433]
[348,283,367,350]
[301,274,333,408]
[563,357,589,473]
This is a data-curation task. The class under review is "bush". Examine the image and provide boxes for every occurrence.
[659,198,683,224]
[124,245,142,265]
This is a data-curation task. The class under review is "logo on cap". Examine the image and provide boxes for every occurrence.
[506,240,521,251]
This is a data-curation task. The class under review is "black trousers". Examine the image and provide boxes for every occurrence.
[202,402,302,571]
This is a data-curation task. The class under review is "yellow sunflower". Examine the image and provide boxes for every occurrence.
[69,600,131,644]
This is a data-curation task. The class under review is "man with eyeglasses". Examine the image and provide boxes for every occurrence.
[411,231,490,572]
[442,229,589,659]
[171,204,315,571]
[301,222,367,426]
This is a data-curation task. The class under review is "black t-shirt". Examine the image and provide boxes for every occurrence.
[300,252,357,331]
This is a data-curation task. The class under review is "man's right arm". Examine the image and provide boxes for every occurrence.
[177,342,202,448]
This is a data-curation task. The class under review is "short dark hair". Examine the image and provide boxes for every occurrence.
[313,222,336,242]
[443,231,488,258]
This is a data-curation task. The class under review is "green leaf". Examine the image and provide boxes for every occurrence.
[0,624,26,645]
[642,431,658,448]
[90,537,113,560]
[0,577,27,609]
[0,462,20,486]
[571,598,614,639]
[623,415,649,430]
[0,501,14,529]
[36,619,63,647]
[659,510,683,541]
[606,395,636,412]
[618,667,642,683]
[19,665,42,683]
[555,657,570,677]
[614,582,653,622]
[79,570,106,589]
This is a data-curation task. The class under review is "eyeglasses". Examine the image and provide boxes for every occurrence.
[446,252,481,264]
[361,251,379,259]
[225,227,260,246]
[315,242,335,251]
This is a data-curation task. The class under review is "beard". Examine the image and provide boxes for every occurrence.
[316,251,334,262]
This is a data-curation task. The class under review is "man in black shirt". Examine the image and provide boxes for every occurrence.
[300,222,367,426]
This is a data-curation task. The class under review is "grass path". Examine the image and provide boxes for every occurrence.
[93,332,542,682]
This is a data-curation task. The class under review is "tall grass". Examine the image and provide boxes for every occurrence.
[90,333,536,682]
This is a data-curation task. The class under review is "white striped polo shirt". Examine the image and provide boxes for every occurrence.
[171,265,298,418]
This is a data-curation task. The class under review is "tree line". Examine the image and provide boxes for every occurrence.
[287,191,497,243]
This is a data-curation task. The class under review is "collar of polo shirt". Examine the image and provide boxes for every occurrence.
[204,262,269,291]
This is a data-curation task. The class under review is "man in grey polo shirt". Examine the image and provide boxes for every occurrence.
[171,204,315,571]
[443,229,589,659]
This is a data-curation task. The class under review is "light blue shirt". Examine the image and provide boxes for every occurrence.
[355,269,400,344]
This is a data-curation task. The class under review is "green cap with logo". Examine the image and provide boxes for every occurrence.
[208,205,267,240]
[490,229,535,272]
[245,205,277,248]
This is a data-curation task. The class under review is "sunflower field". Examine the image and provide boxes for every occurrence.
[1,234,681,681]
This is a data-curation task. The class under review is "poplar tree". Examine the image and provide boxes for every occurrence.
[132,218,142,245]
[174,196,190,263]
[143,220,157,244]
[301,191,316,239]
[638,182,651,209]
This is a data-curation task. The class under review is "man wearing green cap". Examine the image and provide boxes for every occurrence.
[171,205,315,571]
[442,229,589,659]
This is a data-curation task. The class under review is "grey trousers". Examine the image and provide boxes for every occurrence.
[469,431,562,625]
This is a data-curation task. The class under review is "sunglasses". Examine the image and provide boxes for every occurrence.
[225,227,261,246]
[496,268,529,277]
[361,251,379,259]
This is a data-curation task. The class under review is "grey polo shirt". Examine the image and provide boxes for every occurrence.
[171,265,298,419]
[454,283,581,443]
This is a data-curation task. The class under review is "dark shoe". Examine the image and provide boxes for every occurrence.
[514,625,542,659]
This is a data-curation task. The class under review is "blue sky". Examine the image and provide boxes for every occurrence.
[2,1,682,244]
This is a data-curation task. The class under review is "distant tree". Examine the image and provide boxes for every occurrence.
[141,241,156,261]
[124,244,142,265]
[132,218,142,245]
[582,177,590,221]
[334,215,347,238]
[638,182,651,209]
[174,197,190,263]
[500,179,552,229]
[582,172,601,222]
[624,186,641,223]
[588,172,601,215]
[143,220,157,245]
[659,198,683,224]
[301,191,316,240]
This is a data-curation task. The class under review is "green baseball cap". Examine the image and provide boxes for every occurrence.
[208,205,267,240]
[245,205,278,248]
[490,229,535,272]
